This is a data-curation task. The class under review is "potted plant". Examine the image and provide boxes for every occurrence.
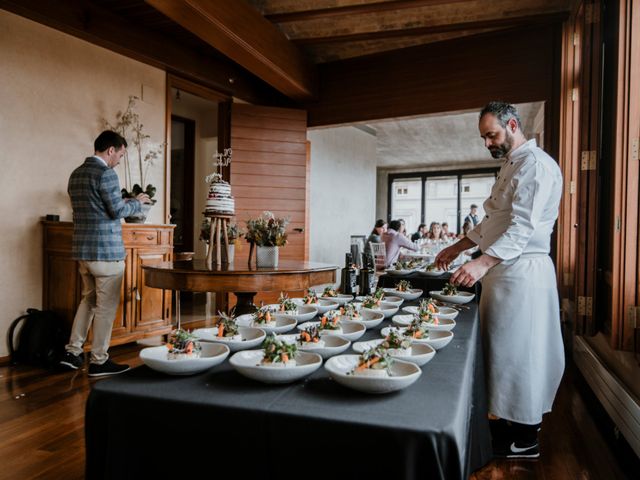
[103,95,165,223]
[245,211,289,268]
[200,220,243,264]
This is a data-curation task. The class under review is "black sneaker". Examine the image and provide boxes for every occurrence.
[59,352,84,370]
[493,440,540,459]
[88,359,130,377]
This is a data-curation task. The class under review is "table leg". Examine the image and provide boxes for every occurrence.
[215,217,221,266]
[174,290,181,331]
[222,218,230,264]
[233,292,257,316]
[206,219,215,268]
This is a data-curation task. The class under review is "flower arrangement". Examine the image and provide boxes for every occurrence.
[199,219,243,244]
[102,95,165,202]
[245,211,289,247]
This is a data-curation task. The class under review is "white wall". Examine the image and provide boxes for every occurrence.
[308,127,377,270]
[0,11,166,357]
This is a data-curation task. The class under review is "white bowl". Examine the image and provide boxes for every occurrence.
[266,304,319,323]
[296,321,366,342]
[320,294,353,306]
[383,288,423,301]
[385,268,414,276]
[429,291,475,304]
[340,309,385,330]
[277,334,351,359]
[324,355,422,394]
[402,305,458,320]
[391,314,414,327]
[424,317,456,331]
[382,295,404,307]
[229,350,322,384]
[362,301,399,319]
[433,306,459,320]
[292,298,340,315]
[236,314,297,334]
[140,343,229,375]
[420,268,446,277]
[381,327,453,350]
[193,326,266,352]
[352,339,436,367]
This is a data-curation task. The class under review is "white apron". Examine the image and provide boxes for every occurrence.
[480,254,564,424]
[467,139,565,424]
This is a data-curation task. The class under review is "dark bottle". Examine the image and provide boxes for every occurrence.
[359,253,376,296]
[340,253,357,295]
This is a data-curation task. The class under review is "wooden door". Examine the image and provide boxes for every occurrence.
[133,248,171,332]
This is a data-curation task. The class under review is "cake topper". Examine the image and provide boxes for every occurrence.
[214,148,232,170]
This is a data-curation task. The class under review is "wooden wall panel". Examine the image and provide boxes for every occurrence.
[306,24,562,127]
[230,103,309,264]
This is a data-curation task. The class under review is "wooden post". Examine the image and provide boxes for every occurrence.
[222,218,230,263]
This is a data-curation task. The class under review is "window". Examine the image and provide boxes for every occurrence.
[390,178,422,234]
[388,169,498,235]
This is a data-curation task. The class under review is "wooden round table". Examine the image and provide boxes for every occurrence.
[143,259,338,324]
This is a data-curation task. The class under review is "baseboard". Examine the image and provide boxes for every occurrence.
[574,335,640,457]
[0,355,11,366]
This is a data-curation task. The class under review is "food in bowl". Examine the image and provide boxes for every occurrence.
[260,334,298,367]
[277,292,298,314]
[350,347,393,377]
[395,280,412,292]
[166,329,201,360]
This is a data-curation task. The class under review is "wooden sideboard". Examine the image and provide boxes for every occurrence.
[42,221,174,348]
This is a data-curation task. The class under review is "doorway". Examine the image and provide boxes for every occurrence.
[170,115,195,253]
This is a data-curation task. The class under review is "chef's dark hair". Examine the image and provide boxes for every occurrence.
[480,102,522,130]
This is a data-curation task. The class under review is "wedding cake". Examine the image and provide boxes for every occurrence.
[205,173,235,215]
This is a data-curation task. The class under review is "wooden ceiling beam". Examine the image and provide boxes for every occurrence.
[265,0,472,23]
[145,0,317,101]
[294,11,569,45]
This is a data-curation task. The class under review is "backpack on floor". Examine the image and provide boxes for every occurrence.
[7,308,67,367]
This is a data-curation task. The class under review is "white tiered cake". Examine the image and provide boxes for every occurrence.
[205,174,235,215]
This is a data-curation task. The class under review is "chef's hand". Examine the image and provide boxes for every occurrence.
[449,254,501,287]
[435,245,460,271]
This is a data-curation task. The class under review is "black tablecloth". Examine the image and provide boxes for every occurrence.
[86,301,491,480]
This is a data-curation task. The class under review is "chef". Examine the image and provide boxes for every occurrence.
[435,101,564,459]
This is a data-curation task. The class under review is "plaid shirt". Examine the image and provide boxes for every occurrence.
[68,157,141,261]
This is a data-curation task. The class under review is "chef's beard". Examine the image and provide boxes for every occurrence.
[488,129,514,159]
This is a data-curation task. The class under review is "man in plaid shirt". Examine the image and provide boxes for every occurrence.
[60,130,150,377]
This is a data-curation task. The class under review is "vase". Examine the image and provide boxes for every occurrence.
[124,202,153,224]
[222,244,235,264]
[256,246,279,268]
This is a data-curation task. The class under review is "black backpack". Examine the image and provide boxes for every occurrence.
[7,308,68,367]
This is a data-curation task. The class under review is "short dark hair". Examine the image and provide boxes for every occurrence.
[388,220,402,231]
[442,222,448,227]
[94,130,127,152]
[470,204,478,209]
[479,101,522,130]
[374,219,386,228]
[417,223,426,231]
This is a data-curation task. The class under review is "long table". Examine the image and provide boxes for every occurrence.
[86,300,491,479]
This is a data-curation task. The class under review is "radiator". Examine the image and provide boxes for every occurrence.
[574,335,640,457]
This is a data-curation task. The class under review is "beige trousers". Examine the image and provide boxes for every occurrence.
[65,260,125,364]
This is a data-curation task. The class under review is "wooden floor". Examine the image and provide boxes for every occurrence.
[1,344,637,480]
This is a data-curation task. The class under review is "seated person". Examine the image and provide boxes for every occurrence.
[411,223,427,242]
[382,219,418,266]
[425,221,445,240]
[366,219,387,253]
[441,222,456,239]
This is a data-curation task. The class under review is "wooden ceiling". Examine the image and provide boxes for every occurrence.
[1,0,572,102]
[246,0,572,63]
